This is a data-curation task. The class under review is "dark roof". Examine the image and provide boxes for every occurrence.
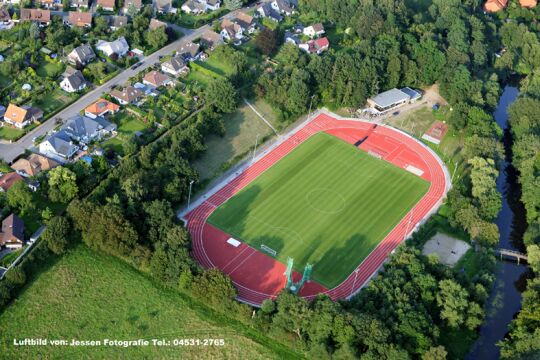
[108,15,128,28]
[69,44,96,63]
[0,214,24,245]
[163,56,186,71]
[45,130,79,157]
[63,69,87,90]
[62,115,116,139]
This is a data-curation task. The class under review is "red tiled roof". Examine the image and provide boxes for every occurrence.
[0,172,23,192]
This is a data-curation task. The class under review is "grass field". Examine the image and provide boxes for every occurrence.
[193,101,274,180]
[0,245,296,359]
[0,126,24,141]
[208,132,430,288]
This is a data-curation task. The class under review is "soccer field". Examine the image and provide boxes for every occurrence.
[208,132,430,288]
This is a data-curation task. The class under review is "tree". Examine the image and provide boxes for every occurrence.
[145,28,168,49]
[42,216,71,255]
[191,269,237,308]
[272,292,310,338]
[422,346,448,360]
[5,267,26,286]
[48,166,79,203]
[254,28,279,56]
[436,280,468,328]
[205,79,238,113]
[6,181,34,214]
[224,0,242,10]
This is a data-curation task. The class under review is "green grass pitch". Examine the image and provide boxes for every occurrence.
[208,132,430,288]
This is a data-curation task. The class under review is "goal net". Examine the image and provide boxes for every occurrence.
[368,150,383,159]
[261,244,277,257]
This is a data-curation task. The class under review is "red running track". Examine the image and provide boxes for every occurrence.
[185,114,450,306]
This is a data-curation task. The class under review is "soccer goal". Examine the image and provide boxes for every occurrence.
[368,150,383,159]
[261,244,277,257]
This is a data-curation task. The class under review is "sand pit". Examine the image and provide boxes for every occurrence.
[422,232,470,266]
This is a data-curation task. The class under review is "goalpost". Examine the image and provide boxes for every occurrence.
[261,244,277,257]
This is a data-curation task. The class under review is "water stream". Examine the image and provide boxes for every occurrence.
[465,86,530,359]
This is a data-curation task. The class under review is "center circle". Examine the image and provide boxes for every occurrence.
[306,188,346,214]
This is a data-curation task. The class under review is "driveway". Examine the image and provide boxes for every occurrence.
[0,4,261,164]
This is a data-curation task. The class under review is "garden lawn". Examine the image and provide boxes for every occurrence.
[0,126,24,141]
[208,132,430,288]
[36,61,65,79]
[102,137,125,156]
[193,101,274,180]
[33,89,74,117]
[0,245,295,359]
[114,112,149,139]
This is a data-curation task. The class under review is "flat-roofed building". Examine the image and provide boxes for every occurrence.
[367,88,421,113]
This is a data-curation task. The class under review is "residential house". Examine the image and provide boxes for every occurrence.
[134,82,159,97]
[123,0,142,13]
[181,0,206,14]
[39,130,79,161]
[220,19,243,42]
[200,29,223,50]
[84,98,120,118]
[149,18,167,30]
[154,0,175,13]
[108,15,127,30]
[69,0,89,8]
[234,11,255,34]
[519,0,537,7]
[299,37,329,54]
[0,7,12,27]
[96,0,115,11]
[96,37,129,57]
[19,9,51,26]
[60,67,87,93]
[284,31,300,45]
[256,3,282,22]
[0,172,23,192]
[177,42,201,61]
[0,214,25,249]
[66,11,92,27]
[3,103,43,129]
[67,44,96,66]
[110,86,143,105]
[303,23,324,38]
[11,154,59,177]
[61,115,117,144]
[271,0,294,15]
[37,0,61,9]
[205,0,220,11]
[161,56,189,76]
[484,0,508,11]
[143,70,173,88]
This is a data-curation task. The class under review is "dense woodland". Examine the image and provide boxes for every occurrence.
[2,0,540,358]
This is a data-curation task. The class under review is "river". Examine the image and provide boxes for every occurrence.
[465,86,531,359]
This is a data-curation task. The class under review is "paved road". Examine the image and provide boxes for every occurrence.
[0,5,260,163]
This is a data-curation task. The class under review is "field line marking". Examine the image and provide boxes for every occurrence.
[243,98,279,136]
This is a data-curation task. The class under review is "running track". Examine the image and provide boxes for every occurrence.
[185,113,450,306]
